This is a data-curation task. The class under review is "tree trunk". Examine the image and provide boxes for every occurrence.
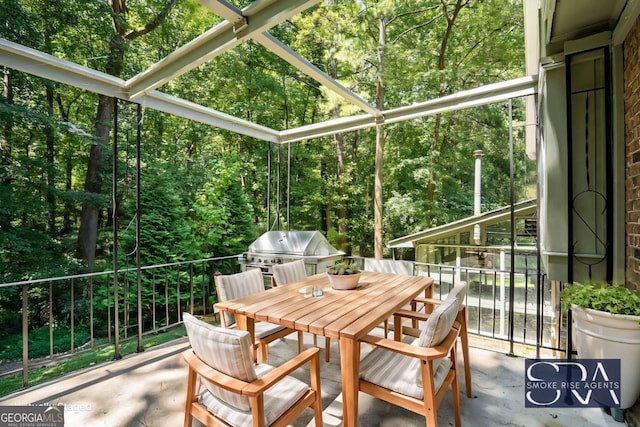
[0,66,12,230]
[45,82,56,236]
[426,0,465,205]
[77,94,113,266]
[374,14,387,259]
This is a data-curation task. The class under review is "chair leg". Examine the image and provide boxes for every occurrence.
[450,348,462,427]
[310,350,324,427]
[257,341,268,364]
[460,307,472,398]
[325,337,331,363]
[184,368,196,427]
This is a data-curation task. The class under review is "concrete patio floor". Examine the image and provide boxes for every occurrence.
[0,330,625,427]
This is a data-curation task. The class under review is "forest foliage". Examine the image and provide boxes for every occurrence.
[0,0,531,349]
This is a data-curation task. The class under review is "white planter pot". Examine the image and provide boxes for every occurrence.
[571,305,640,409]
[328,273,361,290]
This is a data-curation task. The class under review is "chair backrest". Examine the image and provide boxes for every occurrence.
[445,283,467,308]
[272,260,307,286]
[363,258,414,275]
[215,268,265,327]
[183,313,257,411]
[417,297,460,348]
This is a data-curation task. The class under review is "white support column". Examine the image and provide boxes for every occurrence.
[473,150,484,245]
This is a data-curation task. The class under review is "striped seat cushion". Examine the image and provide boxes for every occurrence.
[183,313,256,411]
[253,320,288,339]
[198,363,310,427]
[359,338,451,399]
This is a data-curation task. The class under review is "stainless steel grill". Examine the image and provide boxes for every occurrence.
[241,231,344,285]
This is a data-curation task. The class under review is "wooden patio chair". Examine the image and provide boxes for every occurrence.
[182,313,323,427]
[358,298,462,427]
[394,283,472,397]
[215,268,303,363]
[271,260,333,362]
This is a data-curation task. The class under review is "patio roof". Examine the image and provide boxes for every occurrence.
[387,198,536,248]
[0,0,538,144]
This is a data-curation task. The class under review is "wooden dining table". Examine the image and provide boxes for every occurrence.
[214,270,433,427]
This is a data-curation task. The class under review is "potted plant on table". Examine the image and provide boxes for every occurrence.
[560,282,640,415]
[327,260,361,290]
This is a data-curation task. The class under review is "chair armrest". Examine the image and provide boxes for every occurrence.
[401,326,421,338]
[413,296,442,306]
[394,309,431,322]
[242,347,320,396]
[360,324,459,361]
[182,349,248,393]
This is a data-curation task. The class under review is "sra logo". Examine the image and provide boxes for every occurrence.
[524,359,620,408]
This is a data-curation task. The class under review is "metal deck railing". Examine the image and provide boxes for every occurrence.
[0,253,568,387]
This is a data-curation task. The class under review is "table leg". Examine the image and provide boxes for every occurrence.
[339,337,360,427]
[236,315,257,361]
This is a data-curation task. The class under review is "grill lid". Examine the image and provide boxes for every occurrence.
[248,231,343,256]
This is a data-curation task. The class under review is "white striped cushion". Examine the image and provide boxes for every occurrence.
[417,297,459,348]
[359,337,451,399]
[198,363,310,426]
[272,260,307,286]
[253,320,287,339]
[445,283,467,307]
[216,269,265,327]
[363,258,414,275]
[183,313,256,411]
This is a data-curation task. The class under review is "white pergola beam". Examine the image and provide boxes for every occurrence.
[254,32,382,118]
[382,75,538,124]
[0,38,128,99]
[199,0,244,23]
[279,75,538,143]
[0,38,280,142]
[126,0,321,99]
[142,92,280,142]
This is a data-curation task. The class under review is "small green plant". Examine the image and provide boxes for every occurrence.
[560,282,640,319]
[327,260,360,275]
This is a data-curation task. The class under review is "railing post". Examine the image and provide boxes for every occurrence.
[201,262,207,316]
[112,97,121,360]
[152,271,157,333]
[21,283,28,387]
[190,264,194,315]
[176,266,181,322]
[136,102,144,354]
[89,276,94,349]
[49,280,53,358]
[164,267,169,328]
[71,278,75,354]
[107,274,111,344]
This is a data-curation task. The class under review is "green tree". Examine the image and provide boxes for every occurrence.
[192,156,258,258]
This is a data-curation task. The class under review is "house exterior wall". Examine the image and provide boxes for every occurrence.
[625,16,640,292]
